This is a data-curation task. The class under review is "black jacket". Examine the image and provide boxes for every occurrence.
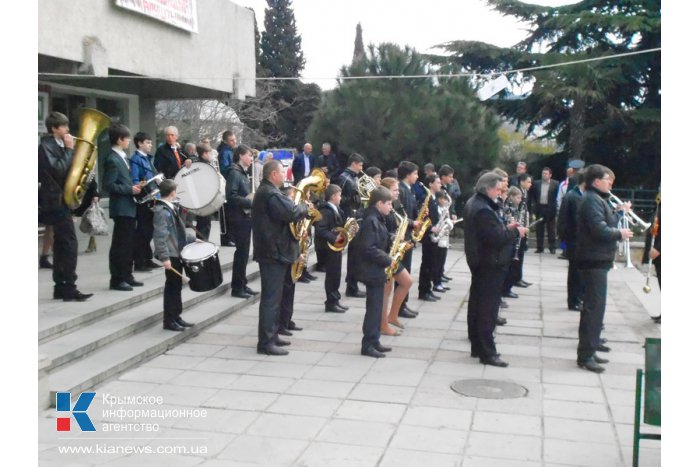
[102,150,137,218]
[354,206,393,287]
[338,168,361,216]
[398,181,419,239]
[529,178,560,218]
[314,202,345,253]
[463,192,519,271]
[38,136,73,219]
[154,143,190,179]
[575,187,622,267]
[226,162,252,220]
[252,179,308,264]
[557,186,584,244]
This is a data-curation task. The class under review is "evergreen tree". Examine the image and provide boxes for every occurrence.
[435,0,660,187]
[260,0,305,78]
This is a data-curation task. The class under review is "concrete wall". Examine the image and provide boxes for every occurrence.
[38,0,255,99]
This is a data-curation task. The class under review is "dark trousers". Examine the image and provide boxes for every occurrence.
[577,268,608,362]
[258,261,288,349]
[467,266,506,359]
[133,203,154,266]
[503,239,525,293]
[435,246,448,284]
[566,245,584,308]
[361,283,385,351]
[163,257,183,324]
[196,215,211,241]
[418,240,437,295]
[324,249,342,305]
[50,214,78,292]
[346,241,360,293]
[316,245,327,270]
[534,204,556,250]
[109,216,136,284]
[230,218,252,291]
[278,269,296,329]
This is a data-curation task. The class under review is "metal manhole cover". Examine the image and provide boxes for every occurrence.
[451,379,528,399]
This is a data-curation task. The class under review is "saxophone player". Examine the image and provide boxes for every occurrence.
[396,161,422,318]
[38,112,93,301]
[417,174,443,301]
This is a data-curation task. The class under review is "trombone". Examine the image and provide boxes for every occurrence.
[609,193,651,230]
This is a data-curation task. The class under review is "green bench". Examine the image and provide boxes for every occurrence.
[633,337,661,467]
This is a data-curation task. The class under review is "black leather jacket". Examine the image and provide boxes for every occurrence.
[575,187,622,267]
[338,168,361,216]
[226,162,252,219]
[252,179,308,264]
[354,206,393,287]
[463,192,518,271]
[557,186,584,245]
[38,136,73,218]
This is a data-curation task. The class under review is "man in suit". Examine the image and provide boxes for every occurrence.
[102,123,144,291]
[292,143,316,185]
[529,167,559,253]
[253,160,309,356]
[464,172,527,367]
[153,126,191,180]
[509,161,527,187]
[38,111,93,301]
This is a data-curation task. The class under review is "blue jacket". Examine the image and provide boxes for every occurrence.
[217,142,235,176]
[130,151,156,184]
[292,152,315,184]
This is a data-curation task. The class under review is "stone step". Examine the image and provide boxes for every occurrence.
[46,284,262,405]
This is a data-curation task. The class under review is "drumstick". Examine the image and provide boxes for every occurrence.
[157,261,188,282]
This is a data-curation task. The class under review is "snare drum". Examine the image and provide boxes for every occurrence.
[180,241,223,292]
[174,162,225,216]
[134,173,165,204]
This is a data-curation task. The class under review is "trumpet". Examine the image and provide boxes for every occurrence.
[617,215,635,268]
[609,193,651,230]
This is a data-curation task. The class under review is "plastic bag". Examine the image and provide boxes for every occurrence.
[79,201,109,236]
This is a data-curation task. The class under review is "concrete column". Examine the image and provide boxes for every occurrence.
[139,98,157,142]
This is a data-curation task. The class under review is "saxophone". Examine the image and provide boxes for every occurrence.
[327,217,360,252]
[386,210,413,279]
[411,183,432,242]
[63,108,111,210]
[291,217,313,282]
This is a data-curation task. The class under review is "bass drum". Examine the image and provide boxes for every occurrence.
[180,241,223,292]
[174,162,225,216]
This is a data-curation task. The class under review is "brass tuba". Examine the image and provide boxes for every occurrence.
[289,168,328,239]
[411,183,432,242]
[63,108,112,210]
[327,217,360,252]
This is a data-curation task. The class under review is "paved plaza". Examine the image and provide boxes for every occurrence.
[38,234,661,466]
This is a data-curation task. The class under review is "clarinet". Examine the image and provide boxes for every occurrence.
[512,203,527,261]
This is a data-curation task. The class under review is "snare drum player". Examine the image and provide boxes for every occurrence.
[130,132,159,271]
[103,123,143,292]
[153,179,197,331]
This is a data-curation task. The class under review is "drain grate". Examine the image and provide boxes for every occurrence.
[450,379,528,399]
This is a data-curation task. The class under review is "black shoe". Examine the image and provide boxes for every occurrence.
[578,359,605,373]
[244,286,259,295]
[126,278,144,287]
[514,280,530,288]
[134,264,152,272]
[503,291,519,299]
[345,290,366,298]
[535,249,544,253]
[336,303,349,311]
[433,285,449,293]
[302,272,317,281]
[398,308,418,318]
[568,303,583,311]
[480,356,509,367]
[315,266,327,273]
[375,344,392,353]
[442,274,453,281]
[652,316,661,324]
[298,276,311,284]
[593,355,609,364]
[470,350,479,358]
[231,289,252,299]
[175,317,194,327]
[418,294,438,302]
[403,305,417,314]
[599,337,607,344]
[500,301,509,309]
[220,238,236,247]
[361,347,386,358]
[428,292,441,300]
[325,303,346,313]
[275,337,291,347]
[288,322,304,331]
[278,327,293,336]
[163,321,185,332]
[496,316,507,326]
[110,282,133,291]
[144,260,160,269]
[558,254,568,260]
[39,255,53,269]
[521,280,533,286]
[258,345,289,356]
[596,344,611,353]
[62,290,93,302]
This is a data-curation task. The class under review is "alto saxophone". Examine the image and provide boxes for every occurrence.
[411,183,432,242]
[386,210,413,279]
